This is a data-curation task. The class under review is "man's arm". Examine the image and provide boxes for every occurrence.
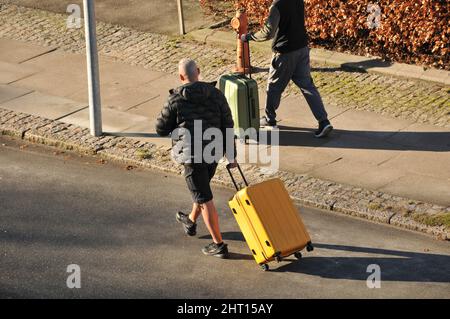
[155,100,177,137]
[245,4,280,42]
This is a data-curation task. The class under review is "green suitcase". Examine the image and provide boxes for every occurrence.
[219,73,260,140]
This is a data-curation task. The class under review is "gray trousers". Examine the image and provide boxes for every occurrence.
[265,46,328,123]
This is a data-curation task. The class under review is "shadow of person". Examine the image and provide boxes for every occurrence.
[341,58,392,71]
[199,231,245,242]
[250,66,270,74]
[272,243,450,283]
[199,232,251,260]
[227,252,254,261]
[311,58,392,74]
[257,125,450,152]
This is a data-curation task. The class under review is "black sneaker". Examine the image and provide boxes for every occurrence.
[315,120,333,138]
[202,242,229,259]
[260,116,278,129]
[176,212,197,236]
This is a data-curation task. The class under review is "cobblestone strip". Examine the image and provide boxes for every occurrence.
[1,107,449,240]
[1,3,449,127]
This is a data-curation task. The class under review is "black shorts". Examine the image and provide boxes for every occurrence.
[183,163,218,204]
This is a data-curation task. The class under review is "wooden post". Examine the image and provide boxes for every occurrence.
[177,0,186,35]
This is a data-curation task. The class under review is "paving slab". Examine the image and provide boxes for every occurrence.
[13,69,87,98]
[125,94,167,118]
[307,158,375,187]
[348,166,409,191]
[329,108,412,141]
[379,151,450,180]
[378,174,450,207]
[94,73,174,112]
[17,50,172,109]
[421,68,450,86]
[21,49,87,75]
[60,106,150,133]
[0,84,33,104]
[265,94,351,128]
[0,38,57,64]
[318,132,406,164]
[118,120,172,148]
[278,146,342,174]
[97,57,168,87]
[0,61,40,84]
[0,91,86,120]
[307,159,407,191]
[390,63,426,80]
[114,74,183,117]
[75,83,160,112]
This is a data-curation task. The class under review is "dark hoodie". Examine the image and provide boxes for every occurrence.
[155,81,235,164]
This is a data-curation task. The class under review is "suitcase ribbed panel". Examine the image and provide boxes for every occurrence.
[229,196,269,264]
[219,74,260,138]
[238,179,310,260]
[249,179,310,256]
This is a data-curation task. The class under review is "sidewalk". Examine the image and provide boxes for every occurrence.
[1,37,449,239]
[1,38,450,207]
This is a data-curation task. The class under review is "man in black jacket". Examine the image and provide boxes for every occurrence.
[156,58,236,259]
[242,0,333,138]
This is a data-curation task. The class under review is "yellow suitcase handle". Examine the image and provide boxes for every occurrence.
[226,163,249,191]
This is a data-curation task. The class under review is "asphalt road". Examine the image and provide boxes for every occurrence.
[0,135,449,299]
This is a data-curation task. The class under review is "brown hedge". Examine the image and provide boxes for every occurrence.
[200,0,449,70]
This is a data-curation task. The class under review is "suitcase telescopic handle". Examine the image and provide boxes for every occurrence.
[242,39,252,79]
[226,163,249,191]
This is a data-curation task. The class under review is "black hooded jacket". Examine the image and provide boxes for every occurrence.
[155,81,235,164]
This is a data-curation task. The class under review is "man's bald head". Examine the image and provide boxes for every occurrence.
[178,58,200,84]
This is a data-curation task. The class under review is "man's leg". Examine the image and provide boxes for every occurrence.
[291,47,333,137]
[200,199,228,258]
[188,203,201,223]
[199,200,223,244]
[264,52,296,125]
[177,163,228,258]
[291,46,329,123]
[176,164,201,236]
[200,163,228,258]
[201,163,222,244]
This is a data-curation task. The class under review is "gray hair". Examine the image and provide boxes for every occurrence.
[178,58,198,82]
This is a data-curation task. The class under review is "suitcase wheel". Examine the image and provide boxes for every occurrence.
[260,264,269,271]
[294,252,302,259]
[306,242,314,252]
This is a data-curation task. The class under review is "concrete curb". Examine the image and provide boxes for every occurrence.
[188,29,450,86]
[1,107,449,241]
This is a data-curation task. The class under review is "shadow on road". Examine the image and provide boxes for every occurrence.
[199,231,245,242]
[257,125,450,152]
[195,237,450,283]
[227,252,254,261]
[274,243,450,283]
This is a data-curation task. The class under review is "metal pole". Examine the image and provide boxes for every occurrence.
[83,0,102,136]
[177,0,186,35]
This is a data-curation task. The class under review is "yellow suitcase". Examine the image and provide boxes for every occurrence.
[227,164,313,271]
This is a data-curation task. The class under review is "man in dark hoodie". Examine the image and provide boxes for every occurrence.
[242,0,333,138]
[155,58,236,259]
